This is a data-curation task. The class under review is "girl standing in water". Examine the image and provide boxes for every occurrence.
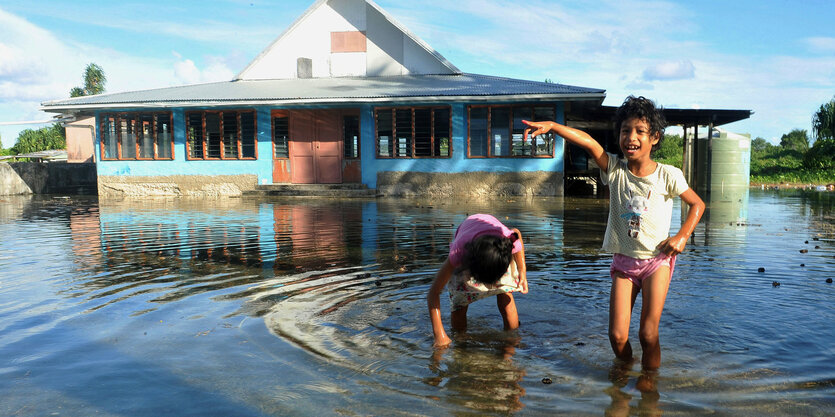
[524,96,704,372]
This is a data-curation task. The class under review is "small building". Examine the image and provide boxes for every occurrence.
[41,0,607,197]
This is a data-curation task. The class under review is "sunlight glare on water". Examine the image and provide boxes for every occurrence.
[0,190,832,416]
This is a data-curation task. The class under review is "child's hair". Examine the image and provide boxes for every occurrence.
[615,95,667,151]
[463,234,514,284]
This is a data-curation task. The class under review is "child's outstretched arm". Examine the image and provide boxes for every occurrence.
[511,228,528,294]
[427,258,455,348]
[523,120,609,174]
[657,188,705,255]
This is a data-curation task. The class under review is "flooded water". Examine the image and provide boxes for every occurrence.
[0,190,833,416]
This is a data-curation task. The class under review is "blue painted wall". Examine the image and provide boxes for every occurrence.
[95,102,566,189]
[359,102,566,188]
[95,107,274,184]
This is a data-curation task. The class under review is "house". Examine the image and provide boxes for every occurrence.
[40,0,608,197]
[42,0,749,198]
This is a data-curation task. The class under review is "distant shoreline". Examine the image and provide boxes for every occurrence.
[751,182,835,190]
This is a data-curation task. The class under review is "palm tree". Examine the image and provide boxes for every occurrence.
[69,63,106,97]
[83,63,106,95]
[812,97,835,141]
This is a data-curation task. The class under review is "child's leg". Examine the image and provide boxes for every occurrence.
[451,306,468,332]
[496,292,519,330]
[638,266,671,370]
[608,276,639,361]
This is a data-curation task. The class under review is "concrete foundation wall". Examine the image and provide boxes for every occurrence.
[98,174,258,197]
[48,162,97,194]
[0,162,46,195]
[377,171,564,197]
[0,162,98,195]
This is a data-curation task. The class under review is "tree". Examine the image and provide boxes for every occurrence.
[779,129,809,153]
[803,138,835,170]
[10,124,66,154]
[653,134,683,168]
[751,137,773,154]
[70,63,106,97]
[812,97,835,141]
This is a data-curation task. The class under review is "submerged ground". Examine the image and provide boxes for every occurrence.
[0,190,833,416]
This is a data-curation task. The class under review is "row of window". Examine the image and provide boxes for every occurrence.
[99,105,557,161]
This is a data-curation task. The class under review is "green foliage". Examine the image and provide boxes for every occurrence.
[10,123,66,154]
[70,87,86,98]
[804,138,835,170]
[70,63,106,97]
[653,134,682,168]
[751,137,773,153]
[751,96,835,184]
[779,128,809,153]
[812,97,835,141]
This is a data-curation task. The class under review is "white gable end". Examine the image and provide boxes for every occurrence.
[236,0,458,80]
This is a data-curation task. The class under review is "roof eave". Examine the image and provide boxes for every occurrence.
[40,92,606,113]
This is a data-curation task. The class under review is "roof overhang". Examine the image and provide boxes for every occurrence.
[40,73,606,114]
[568,105,752,128]
[40,93,605,113]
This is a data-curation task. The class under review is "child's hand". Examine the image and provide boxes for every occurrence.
[519,273,528,294]
[522,120,552,140]
[656,234,687,256]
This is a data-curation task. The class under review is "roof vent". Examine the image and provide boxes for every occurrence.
[297,57,313,79]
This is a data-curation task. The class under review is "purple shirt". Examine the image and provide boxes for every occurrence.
[448,214,522,267]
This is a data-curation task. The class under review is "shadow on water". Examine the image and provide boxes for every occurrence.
[0,192,833,415]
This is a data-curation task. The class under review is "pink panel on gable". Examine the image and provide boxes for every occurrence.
[331,31,367,52]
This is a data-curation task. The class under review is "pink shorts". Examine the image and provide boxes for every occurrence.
[610,253,676,288]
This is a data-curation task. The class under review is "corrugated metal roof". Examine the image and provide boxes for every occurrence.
[41,73,605,112]
[0,150,67,161]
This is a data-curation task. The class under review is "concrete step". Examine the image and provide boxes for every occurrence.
[244,183,378,198]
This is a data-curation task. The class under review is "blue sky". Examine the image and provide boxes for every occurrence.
[1,0,834,148]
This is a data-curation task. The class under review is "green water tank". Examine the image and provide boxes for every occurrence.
[707,129,751,222]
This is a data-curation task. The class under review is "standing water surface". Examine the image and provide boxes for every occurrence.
[0,190,833,416]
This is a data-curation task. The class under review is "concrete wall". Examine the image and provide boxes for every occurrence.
[0,162,46,195]
[0,162,97,195]
[48,162,97,194]
[377,171,564,197]
[97,174,257,197]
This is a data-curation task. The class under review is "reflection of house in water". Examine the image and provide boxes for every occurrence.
[272,202,365,271]
[73,200,373,280]
[70,198,528,280]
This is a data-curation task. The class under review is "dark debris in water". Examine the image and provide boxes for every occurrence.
[758,267,766,273]
[827,278,833,284]
[772,281,781,287]
[541,377,553,384]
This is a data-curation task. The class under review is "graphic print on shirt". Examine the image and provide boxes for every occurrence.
[620,189,651,238]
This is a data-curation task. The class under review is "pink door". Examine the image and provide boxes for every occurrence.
[290,111,316,184]
[313,112,342,184]
[289,110,342,184]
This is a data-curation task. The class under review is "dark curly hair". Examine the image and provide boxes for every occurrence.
[615,95,667,152]
[463,234,513,285]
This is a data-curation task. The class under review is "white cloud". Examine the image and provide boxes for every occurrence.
[174,59,235,84]
[0,7,239,143]
[174,57,235,84]
[642,60,696,81]
[804,37,835,54]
